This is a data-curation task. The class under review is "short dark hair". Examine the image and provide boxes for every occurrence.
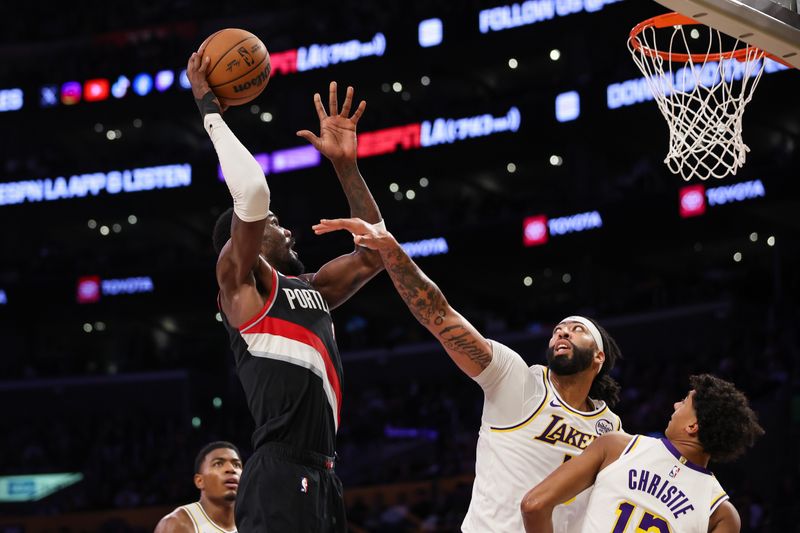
[213,207,235,256]
[194,441,240,474]
[586,317,622,408]
[690,374,764,462]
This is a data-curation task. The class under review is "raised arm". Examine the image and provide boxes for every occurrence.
[520,433,626,533]
[187,52,271,325]
[297,82,384,309]
[313,218,492,377]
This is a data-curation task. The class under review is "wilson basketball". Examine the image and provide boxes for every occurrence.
[198,28,271,106]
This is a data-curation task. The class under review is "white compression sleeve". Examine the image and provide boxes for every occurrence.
[204,113,269,222]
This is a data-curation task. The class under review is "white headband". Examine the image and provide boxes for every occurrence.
[560,316,604,353]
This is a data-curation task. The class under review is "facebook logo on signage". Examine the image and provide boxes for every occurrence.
[418,18,443,47]
[555,91,580,122]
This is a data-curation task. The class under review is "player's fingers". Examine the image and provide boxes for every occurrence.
[199,55,211,75]
[296,130,321,149]
[188,53,197,73]
[351,100,366,124]
[312,221,349,235]
[328,81,338,116]
[317,218,364,233]
[340,86,354,117]
[313,93,327,121]
[312,224,337,235]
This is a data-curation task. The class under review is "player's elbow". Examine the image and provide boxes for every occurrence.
[233,180,270,222]
[520,488,551,518]
[244,178,270,205]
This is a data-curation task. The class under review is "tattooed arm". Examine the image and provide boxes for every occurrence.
[313,217,492,377]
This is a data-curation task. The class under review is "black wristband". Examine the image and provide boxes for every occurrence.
[195,91,222,118]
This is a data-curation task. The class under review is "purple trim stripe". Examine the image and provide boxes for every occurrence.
[622,435,640,455]
[660,438,712,475]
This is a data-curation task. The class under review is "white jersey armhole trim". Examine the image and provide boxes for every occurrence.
[179,504,201,533]
[710,492,730,513]
[595,433,641,484]
[195,500,237,533]
[489,367,549,432]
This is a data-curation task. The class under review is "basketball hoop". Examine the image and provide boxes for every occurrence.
[628,12,779,181]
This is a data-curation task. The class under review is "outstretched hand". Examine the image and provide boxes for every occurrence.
[312,218,393,250]
[297,81,366,164]
[186,52,228,113]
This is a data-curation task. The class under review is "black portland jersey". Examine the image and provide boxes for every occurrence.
[220,268,342,455]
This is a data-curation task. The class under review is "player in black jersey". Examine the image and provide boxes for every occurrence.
[187,52,383,532]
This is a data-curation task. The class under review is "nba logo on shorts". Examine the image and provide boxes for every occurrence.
[300,477,309,493]
[669,465,681,479]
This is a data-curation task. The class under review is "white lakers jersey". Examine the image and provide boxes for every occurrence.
[462,340,622,533]
[178,502,237,533]
[582,435,728,533]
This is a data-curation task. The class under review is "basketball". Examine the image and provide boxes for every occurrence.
[198,28,270,106]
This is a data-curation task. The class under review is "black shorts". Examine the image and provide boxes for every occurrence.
[235,442,346,533]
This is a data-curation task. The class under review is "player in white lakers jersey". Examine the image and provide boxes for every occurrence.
[521,375,764,533]
[312,217,624,533]
[155,442,242,533]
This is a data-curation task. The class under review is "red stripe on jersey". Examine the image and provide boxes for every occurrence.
[245,315,342,424]
[238,267,279,332]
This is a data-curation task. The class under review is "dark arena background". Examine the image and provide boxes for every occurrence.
[1,1,798,531]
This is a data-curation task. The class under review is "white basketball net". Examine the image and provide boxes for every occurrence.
[628,23,767,180]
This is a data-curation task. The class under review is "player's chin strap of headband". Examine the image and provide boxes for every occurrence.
[560,315,604,353]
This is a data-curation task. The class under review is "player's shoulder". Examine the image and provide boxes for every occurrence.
[596,431,640,464]
[485,339,530,366]
[529,363,547,375]
[599,430,637,447]
[154,506,194,533]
